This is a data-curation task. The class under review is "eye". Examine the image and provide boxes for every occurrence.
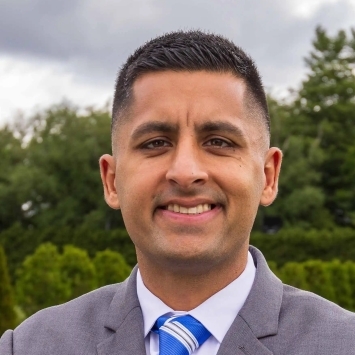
[205,138,232,148]
[143,139,171,149]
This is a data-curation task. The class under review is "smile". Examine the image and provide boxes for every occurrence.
[164,204,215,215]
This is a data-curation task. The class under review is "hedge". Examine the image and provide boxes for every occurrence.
[251,227,355,266]
[2,225,355,283]
[272,258,355,311]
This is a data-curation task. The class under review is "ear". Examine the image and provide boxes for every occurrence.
[99,154,120,209]
[260,147,282,207]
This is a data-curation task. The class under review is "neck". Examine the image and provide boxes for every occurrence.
[137,247,249,311]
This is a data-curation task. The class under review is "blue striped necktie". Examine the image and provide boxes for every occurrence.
[153,314,211,355]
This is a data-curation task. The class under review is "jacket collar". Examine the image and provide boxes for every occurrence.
[97,265,146,355]
[97,246,283,355]
[216,246,283,355]
[239,246,283,338]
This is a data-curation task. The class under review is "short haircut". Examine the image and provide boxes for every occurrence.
[112,30,270,135]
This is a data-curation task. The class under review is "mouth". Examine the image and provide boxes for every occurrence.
[159,203,218,215]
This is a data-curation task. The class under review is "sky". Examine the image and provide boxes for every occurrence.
[1,0,355,126]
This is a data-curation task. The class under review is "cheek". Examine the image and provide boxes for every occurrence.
[221,163,264,207]
[115,163,161,211]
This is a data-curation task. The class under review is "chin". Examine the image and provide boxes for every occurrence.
[157,248,221,274]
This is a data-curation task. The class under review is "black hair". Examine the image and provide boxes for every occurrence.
[112,30,269,134]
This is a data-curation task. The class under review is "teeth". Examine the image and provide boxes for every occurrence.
[180,206,188,214]
[166,203,212,214]
[188,207,197,214]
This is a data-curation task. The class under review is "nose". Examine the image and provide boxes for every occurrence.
[165,141,208,188]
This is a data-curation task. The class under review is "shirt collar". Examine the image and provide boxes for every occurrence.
[137,251,256,343]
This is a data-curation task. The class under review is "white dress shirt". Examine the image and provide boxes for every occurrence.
[137,251,256,355]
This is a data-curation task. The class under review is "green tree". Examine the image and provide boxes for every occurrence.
[263,97,330,229]
[93,249,131,287]
[280,262,309,291]
[0,103,123,232]
[303,260,336,302]
[15,243,70,317]
[344,261,355,311]
[0,126,25,232]
[260,27,355,229]
[327,259,353,310]
[60,245,97,301]
[25,105,108,228]
[293,27,355,225]
[267,261,280,278]
[0,246,16,334]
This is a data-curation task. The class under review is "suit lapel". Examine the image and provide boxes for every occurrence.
[97,266,146,355]
[97,247,283,355]
[217,246,283,355]
[217,315,273,355]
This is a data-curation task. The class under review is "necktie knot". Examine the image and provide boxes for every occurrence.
[153,314,211,355]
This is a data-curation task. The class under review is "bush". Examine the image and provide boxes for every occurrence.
[328,259,353,310]
[94,249,131,287]
[14,243,132,318]
[276,259,355,311]
[301,260,336,302]
[15,243,70,317]
[344,261,355,311]
[60,245,97,301]
[0,245,16,334]
[0,226,136,284]
[280,262,309,291]
[251,227,355,266]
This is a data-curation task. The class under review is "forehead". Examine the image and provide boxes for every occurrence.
[130,70,245,119]
[114,70,267,149]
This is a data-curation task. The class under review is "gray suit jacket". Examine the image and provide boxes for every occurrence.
[1,246,355,355]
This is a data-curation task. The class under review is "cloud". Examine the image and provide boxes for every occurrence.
[1,0,354,72]
[0,0,354,123]
[0,55,111,125]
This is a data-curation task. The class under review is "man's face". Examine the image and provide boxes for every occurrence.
[100,71,281,273]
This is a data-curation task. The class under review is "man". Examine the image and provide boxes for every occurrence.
[1,31,355,355]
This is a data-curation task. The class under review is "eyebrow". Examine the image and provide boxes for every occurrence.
[195,120,246,139]
[131,121,178,140]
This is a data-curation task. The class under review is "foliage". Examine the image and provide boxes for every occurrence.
[14,243,132,318]
[60,245,97,301]
[0,245,16,334]
[94,249,132,287]
[267,261,280,278]
[0,127,25,231]
[275,258,355,312]
[344,261,355,302]
[15,243,70,317]
[279,262,309,291]
[0,104,124,233]
[251,227,355,266]
[0,225,136,282]
[302,259,336,302]
[290,27,355,226]
[327,259,353,309]
[259,27,355,229]
[264,98,329,229]
[2,225,355,287]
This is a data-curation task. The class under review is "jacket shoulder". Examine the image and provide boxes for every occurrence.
[10,283,124,355]
[281,284,355,326]
[274,284,355,353]
[0,330,13,355]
